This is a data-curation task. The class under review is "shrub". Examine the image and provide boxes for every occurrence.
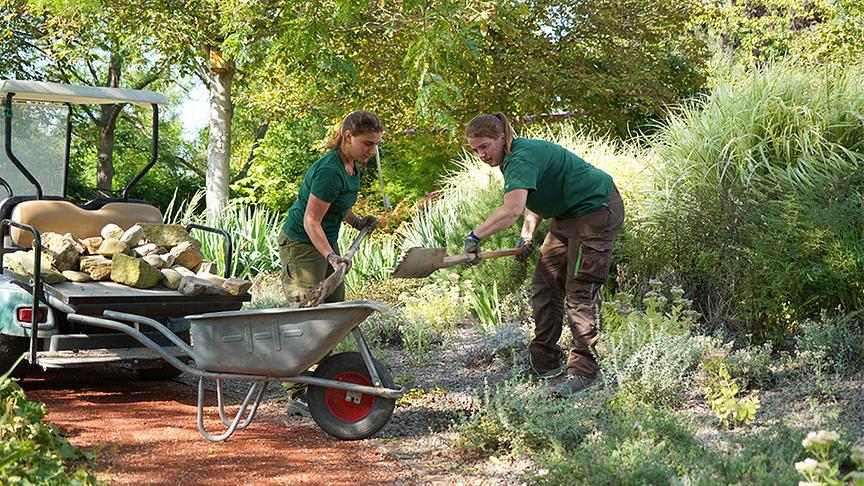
[597,282,704,406]
[634,63,864,338]
[702,364,760,429]
[1,362,101,484]
[795,309,864,378]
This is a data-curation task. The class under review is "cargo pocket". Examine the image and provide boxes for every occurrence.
[574,239,613,283]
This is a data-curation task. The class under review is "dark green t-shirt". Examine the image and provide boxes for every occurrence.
[282,150,360,246]
[501,138,613,219]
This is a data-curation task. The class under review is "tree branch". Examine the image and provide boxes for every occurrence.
[230,121,270,183]
[174,155,206,179]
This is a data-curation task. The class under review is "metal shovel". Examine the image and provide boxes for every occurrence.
[392,247,522,279]
[299,223,375,308]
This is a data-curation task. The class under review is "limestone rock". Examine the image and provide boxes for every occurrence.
[133,243,166,257]
[80,255,113,281]
[178,276,227,296]
[81,237,104,255]
[4,250,66,283]
[97,238,131,257]
[160,268,183,290]
[101,223,124,240]
[193,260,213,274]
[138,223,199,248]
[171,265,195,277]
[62,270,91,283]
[120,224,145,247]
[170,241,203,270]
[222,278,252,296]
[41,232,81,272]
[110,253,161,289]
[196,272,226,287]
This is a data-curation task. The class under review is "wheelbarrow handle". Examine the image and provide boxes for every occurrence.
[441,247,523,268]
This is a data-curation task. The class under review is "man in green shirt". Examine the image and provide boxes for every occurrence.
[464,113,624,397]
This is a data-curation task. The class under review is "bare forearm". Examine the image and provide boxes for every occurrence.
[303,219,334,258]
[520,209,543,239]
[474,205,522,239]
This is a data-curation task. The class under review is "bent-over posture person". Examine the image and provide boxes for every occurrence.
[463,113,624,396]
[277,110,382,414]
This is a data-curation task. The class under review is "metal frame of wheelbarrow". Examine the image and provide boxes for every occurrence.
[67,309,404,442]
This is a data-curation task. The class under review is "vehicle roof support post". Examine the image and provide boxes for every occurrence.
[122,103,159,201]
[63,103,72,199]
[4,93,43,199]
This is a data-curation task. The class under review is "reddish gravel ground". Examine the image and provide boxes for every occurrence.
[22,369,417,485]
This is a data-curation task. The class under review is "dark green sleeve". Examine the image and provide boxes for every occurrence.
[310,168,343,203]
[503,157,538,193]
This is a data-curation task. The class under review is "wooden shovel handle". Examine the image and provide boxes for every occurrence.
[440,247,522,268]
[299,223,374,308]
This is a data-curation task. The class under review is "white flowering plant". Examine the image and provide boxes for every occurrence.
[795,430,864,486]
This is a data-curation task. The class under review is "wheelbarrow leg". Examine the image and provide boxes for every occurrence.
[216,379,270,430]
[197,378,268,442]
[351,327,382,387]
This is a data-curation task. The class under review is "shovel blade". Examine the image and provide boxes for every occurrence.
[392,247,446,278]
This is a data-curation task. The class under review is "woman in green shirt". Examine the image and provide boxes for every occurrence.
[278,110,382,305]
[463,113,624,397]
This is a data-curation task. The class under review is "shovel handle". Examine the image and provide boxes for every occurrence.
[299,222,375,308]
[441,247,522,268]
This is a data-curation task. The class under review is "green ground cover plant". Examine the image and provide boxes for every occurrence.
[1,360,101,485]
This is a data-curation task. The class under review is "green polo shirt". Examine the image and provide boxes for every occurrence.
[282,150,360,246]
[501,138,613,219]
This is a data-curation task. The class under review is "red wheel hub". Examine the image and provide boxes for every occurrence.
[325,371,375,422]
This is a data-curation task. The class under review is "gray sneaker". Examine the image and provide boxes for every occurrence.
[528,364,566,380]
[285,388,310,417]
[550,374,596,397]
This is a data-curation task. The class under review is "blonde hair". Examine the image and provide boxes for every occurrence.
[327,110,383,150]
[465,112,514,154]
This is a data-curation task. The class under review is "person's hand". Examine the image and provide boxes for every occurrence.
[464,231,482,267]
[327,251,351,270]
[515,236,534,263]
[350,215,378,231]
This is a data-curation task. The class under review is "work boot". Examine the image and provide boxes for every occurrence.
[527,351,565,380]
[285,387,310,418]
[550,374,596,397]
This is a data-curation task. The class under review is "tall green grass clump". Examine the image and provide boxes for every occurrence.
[635,63,864,338]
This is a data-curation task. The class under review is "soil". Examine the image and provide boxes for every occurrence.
[22,368,418,485]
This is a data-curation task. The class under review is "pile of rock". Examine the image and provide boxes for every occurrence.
[2,223,251,296]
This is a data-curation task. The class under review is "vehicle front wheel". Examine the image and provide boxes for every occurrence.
[307,352,396,440]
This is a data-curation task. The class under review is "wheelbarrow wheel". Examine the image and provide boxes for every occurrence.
[307,352,395,440]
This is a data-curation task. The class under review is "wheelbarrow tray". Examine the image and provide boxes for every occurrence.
[186,301,386,376]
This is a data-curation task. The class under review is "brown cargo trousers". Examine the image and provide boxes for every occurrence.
[528,184,624,378]
[277,232,344,305]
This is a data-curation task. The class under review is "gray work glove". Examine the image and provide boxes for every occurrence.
[350,215,378,231]
[464,231,482,267]
[515,236,534,263]
[327,251,351,270]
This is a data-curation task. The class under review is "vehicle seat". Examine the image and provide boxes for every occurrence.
[9,200,163,247]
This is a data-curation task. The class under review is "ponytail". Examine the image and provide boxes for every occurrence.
[327,110,383,150]
[465,112,514,154]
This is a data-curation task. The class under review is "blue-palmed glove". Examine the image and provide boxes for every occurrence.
[350,215,378,231]
[515,236,534,263]
[464,231,482,267]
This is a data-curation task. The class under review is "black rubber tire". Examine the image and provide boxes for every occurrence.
[307,352,396,440]
[0,334,30,378]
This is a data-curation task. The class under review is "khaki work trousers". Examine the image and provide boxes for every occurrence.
[529,185,624,377]
[277,232,344,306]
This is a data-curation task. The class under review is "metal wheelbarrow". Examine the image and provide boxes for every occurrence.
[67,301,403,442]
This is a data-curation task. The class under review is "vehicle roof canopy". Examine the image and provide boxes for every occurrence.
[0,80,168,107]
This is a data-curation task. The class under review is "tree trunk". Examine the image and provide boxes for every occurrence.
[205,62,235,223]
[95,53,123,196]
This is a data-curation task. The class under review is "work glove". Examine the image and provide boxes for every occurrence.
[350,215,378,231]
[463,231,482,267]
[327,251,351,270]
[515,236,534,263]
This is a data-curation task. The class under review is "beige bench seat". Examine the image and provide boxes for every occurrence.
[10,200,163,247]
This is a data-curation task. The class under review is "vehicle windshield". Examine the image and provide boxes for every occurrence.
[0,102,67,199]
